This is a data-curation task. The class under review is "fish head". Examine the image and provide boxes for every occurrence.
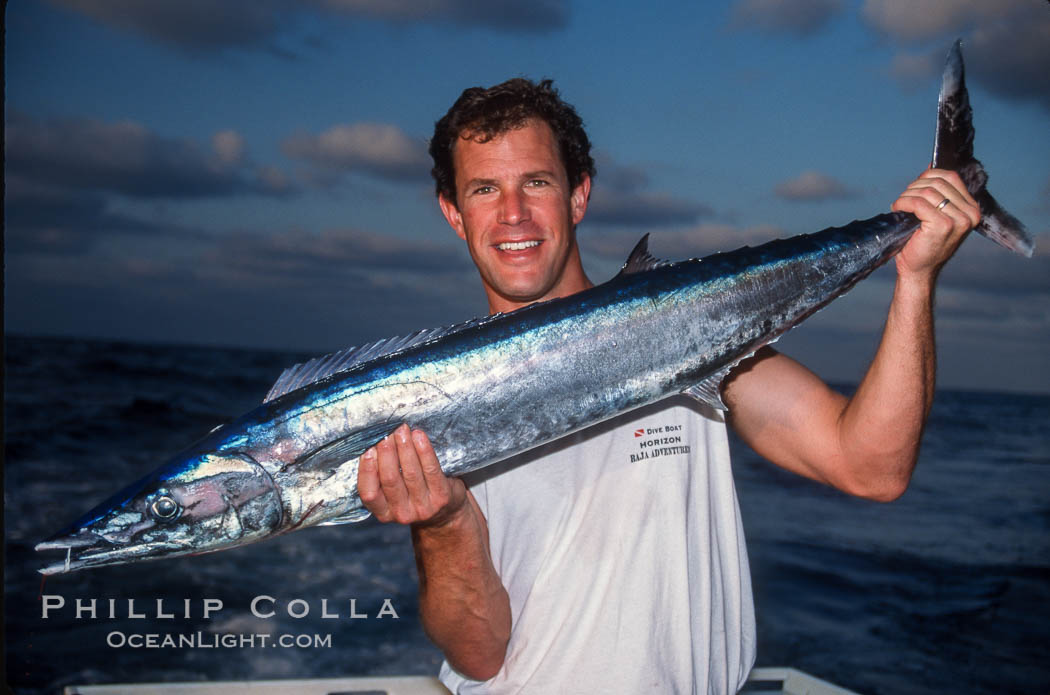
[36,451,284,574]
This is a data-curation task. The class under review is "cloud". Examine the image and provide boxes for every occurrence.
[212,130,246,165]
[888,50,940,90]
[935,285,1050,328]
[586,190,714,228]
[6,113,292,199]
[206,227,473,284]
[4,177,205,256]
[48,0,291,51]
[318,0,567,32]
[730,0,845,36]
[581,223,787,263]
[6,222,484,353]
[585,159,713,228]
[936,241,1050,298]
[966,15,1050,111]
[862,0,1050,111]
[282,123,431,183]
[47,0,567,54]
[774,170,859,202]
[861,0,1030,42]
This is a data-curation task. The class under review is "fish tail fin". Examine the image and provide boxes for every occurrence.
[932,40,1034,258]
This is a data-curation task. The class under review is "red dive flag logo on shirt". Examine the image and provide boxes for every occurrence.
[634,429,645,437]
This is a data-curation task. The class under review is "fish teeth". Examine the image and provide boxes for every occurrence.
[498,241,541,251]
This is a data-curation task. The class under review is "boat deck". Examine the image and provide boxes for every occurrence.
[64,667,861,694]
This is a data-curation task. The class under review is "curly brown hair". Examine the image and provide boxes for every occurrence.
[429,78,596,205]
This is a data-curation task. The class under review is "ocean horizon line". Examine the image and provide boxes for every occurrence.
[6,331,1050,398]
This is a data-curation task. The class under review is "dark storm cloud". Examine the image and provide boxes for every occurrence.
[586,190,714,228]
[48,0,567,54]
[935,287,1050,330]
[4,178,205,256]
[282,123,431,183]
[48,0,288,51]
[317,0,568,33]
[730,0,845,36]
[6,221,484,354]
[585,159,713,228]
[863,0,1050,112]
[937,243,1050,298]
[967,18,1050,112]
[774,170,859,202]
[200,227,473,288]
[6,114,293,199]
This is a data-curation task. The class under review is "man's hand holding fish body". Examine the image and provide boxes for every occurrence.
[892,168,982,280]
[359,424,511,679]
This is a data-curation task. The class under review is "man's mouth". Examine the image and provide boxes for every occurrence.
[496,240,542,251]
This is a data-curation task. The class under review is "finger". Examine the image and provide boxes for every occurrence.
[918,168,972,199]
[937,200,978,240]
[375,433,412,516]
[413,429,451,503]
[911,185,976,235]
[901,176,956,206]
[393,424,430,507]
[904,169,966,201]
[914,169,981,226]
[893,188,951,222]
[893,181,978,234]
[357,448,392,522]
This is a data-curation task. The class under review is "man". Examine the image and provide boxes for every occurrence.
[357,79,980,692]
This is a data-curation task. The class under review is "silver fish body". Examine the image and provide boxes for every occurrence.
[36,41,1033,574]
[258,214,917,529]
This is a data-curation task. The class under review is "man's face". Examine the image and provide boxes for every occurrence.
[439,119,591,313]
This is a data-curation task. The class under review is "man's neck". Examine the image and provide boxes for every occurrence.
[486,265,593,315]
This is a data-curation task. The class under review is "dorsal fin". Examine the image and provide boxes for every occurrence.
[264,320,489,403]
[616,234,672,277]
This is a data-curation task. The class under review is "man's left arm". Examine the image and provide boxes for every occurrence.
[724,169,980,501]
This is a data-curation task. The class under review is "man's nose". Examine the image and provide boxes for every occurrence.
[498,189,529,225]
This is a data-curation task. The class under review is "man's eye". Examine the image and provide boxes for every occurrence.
[473,185,495,195]
[527,179,549,187]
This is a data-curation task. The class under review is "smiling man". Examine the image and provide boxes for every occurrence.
[434,84,594,313]
[356,78,980,693]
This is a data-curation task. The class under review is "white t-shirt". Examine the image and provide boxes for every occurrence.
[439,396,756,694]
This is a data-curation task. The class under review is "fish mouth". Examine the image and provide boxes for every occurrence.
[35,535,191,575]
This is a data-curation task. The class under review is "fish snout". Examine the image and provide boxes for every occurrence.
[35,530,114,575]
[35,530,108,552]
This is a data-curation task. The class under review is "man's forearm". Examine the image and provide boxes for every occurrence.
[358,428,511,679]
[727,169,976,499]
[836,272,937,500]
[411,497,511,681]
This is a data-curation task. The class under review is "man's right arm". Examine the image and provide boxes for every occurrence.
[357,424,511,680]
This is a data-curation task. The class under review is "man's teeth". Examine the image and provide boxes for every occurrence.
[498,241,541,251]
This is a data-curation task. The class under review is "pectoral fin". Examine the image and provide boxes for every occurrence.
[318,508,373,526]
[287,422,402,474]
[681,367,733,412]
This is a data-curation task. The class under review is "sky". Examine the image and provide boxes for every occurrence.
[5,0,1049,393]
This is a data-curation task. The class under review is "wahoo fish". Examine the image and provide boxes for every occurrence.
[36,42,1033,574]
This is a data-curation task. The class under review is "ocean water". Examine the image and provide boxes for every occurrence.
[5,335,1049,694]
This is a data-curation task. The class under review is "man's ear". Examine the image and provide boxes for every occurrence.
[438,193,467,241]
[570,173,591,226]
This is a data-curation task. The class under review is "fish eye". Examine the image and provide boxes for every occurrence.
[148,492,181,521]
